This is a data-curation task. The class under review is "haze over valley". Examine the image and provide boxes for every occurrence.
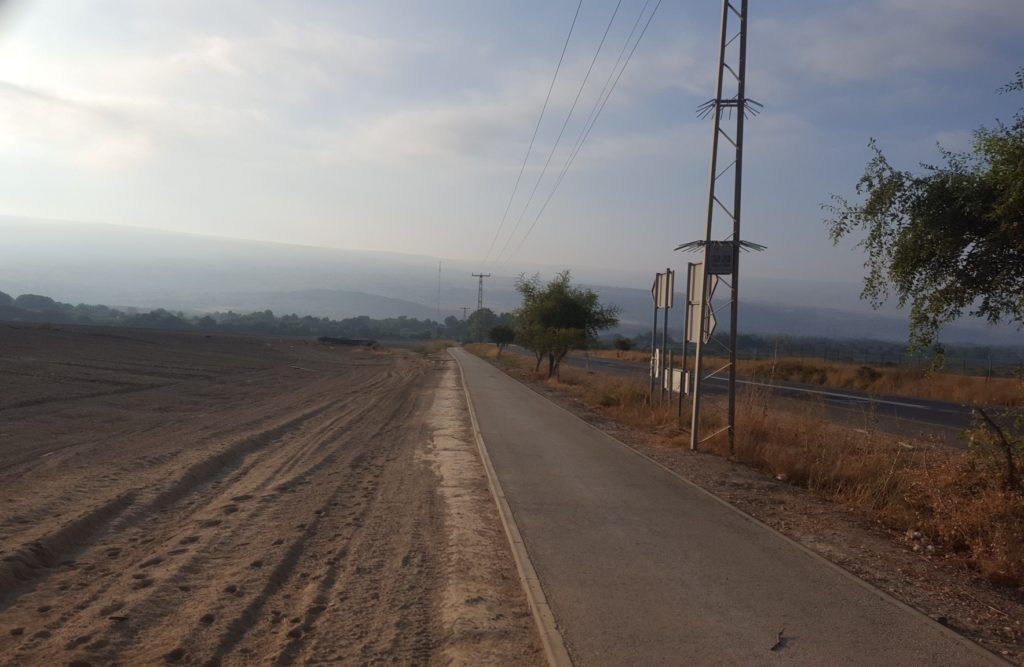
[2,215,1018,346]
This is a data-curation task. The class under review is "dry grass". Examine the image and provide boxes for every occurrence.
[470,347,1024,587]
[585,350,1023,407]
[739,356,1023,407]
[413,339,459,355]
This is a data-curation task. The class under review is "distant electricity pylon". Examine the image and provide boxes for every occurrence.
[677,0,764,454]
[471,273,491,312]
[460,306,470,320]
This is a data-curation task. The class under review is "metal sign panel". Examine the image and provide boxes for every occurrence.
[652,271,674,309]
[664,368,685,393]
[651,348,660,378]
[689,301,718,343]
[686,263,719,344]
[687,263,705,305]
[707,241,734,275]
[686,301,701,343]
[656,270,674,309]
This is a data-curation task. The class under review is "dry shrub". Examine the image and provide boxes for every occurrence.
[904,421,1024,587]
[710,388,917,516]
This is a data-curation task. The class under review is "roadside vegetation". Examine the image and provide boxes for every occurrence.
[467,343,1024,588]
[512,271,619,378]
[582,349,1024,407]
[824,67,1024,357]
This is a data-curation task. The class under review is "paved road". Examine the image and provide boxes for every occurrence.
[451,348,1004,666]
[561,351,976,444]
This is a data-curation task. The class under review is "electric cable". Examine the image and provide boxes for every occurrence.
[491,0,624,266]
[482,0,584,264]
[499,0,663,267]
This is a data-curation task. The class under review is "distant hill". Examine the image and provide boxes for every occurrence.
[1,215,1020,346]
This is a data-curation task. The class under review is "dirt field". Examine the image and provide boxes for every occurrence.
[0,324,542,666]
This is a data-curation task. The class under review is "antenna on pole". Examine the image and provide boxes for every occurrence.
[471,273,491,312]
[677,0,763,455]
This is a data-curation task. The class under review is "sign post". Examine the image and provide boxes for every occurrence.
[650,269,675,405]
[650,273,661,402]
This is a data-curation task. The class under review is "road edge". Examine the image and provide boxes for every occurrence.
[449,349,573,667]
[471,350,1012,667]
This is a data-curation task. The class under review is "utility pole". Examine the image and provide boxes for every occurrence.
[471,273,491,312]
[677,0,763,454]
[437,262,442,322]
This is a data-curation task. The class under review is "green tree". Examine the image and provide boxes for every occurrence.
[824,68,1024,353]
[612,335,633,356]
[467,307,497,342]
[514,271,619,378]
[488,324,515,356]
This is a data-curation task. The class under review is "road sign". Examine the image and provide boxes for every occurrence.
[651,271,674,309]
[686,263,719,344]
[688,262,705,304]
[664,368,685,393]
[707,241,734,275]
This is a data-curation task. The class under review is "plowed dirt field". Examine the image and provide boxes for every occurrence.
[0,325,541,666]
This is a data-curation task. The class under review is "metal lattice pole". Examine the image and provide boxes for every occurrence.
[681,0,762,453]
[471,273,491,312]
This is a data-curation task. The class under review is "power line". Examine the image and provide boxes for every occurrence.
[482,0,584,265]
[497,0,663,266]
[497,0,663,268]
[491,0,624,267]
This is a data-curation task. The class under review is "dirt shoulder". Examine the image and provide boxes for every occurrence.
[0,325,541,666]
[483,352,1024,664]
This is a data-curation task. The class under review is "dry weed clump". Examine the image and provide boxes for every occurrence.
[904,420,1024,587]
[692,389,918,518]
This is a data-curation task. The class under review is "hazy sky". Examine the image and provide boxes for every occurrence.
[0,0,1021,286]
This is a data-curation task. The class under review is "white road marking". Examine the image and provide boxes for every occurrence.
[706,376,930,410]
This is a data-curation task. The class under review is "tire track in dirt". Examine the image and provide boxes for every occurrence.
[0,352,432,665]
[1,333,541,666]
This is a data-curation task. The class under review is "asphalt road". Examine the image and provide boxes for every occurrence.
[451,348,1005,666]
[561,351,977,444]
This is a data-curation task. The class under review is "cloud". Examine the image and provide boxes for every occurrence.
[0,80,153,167]
[0,6,431,171]
[754,0,1024,91]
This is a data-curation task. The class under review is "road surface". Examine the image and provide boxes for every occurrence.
[452,348,1005,666]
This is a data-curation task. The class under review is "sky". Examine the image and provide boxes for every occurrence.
[0,0,1021,290]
